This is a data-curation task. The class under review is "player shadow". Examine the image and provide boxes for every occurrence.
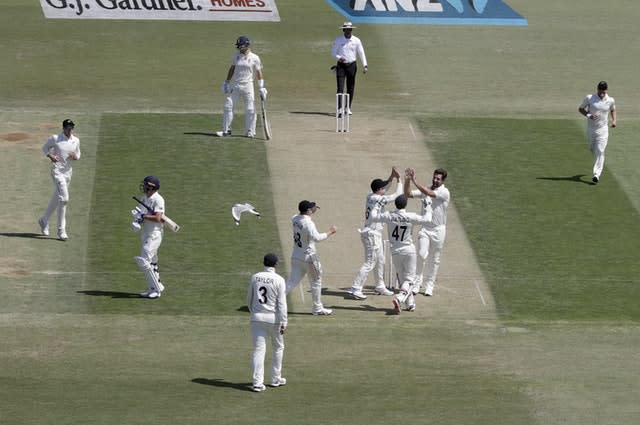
[330,304,395,315]
[290,111,335,117]
[0,232,55,239]
[536,174,595,186]
[183,131,217,137]
[77,290,142,299]
[191,378,253,392]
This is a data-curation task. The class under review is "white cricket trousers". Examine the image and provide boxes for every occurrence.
[351,230,385,290]
[588,130,608,179]
[251,321,284,387]
[223,81,257,136]
[286,255,326,313]
[134,229,163,292]
[391,251,416,307]
[41,170,71,233]
[415,225,447,292]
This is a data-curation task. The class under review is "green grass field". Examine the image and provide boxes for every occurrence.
[2,1,640,424]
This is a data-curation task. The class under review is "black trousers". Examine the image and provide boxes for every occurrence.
[336,61,357,108]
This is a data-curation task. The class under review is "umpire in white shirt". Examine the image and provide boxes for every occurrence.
[331,22,368,115]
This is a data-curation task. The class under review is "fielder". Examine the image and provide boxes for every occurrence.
[578,80,617,184]
[38,119,81,241]
[347,166,403,300]
[216,35,268,138]
[405,167,450,296]
[286,200,337,316]
[370,194,432,313]
[133,176,166,299]
[247,253,288,392]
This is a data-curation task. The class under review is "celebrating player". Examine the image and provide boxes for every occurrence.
[133,176,166,299]
[216,35,268,138]
[38,119,81,241]
[405,168,450,297]
[346,166,402,300]
[247,253,288,392]
[286,200,337,316]
[578,80,617,184]
[369,194,432,313]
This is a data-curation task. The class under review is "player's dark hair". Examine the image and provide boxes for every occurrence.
[395,194,408,209]
[434,168,447,180]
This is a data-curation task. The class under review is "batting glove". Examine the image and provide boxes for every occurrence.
[259,87,268,100]
[221,81,230,94]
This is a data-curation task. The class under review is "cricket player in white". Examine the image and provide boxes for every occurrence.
[39,119,81,241]
[247,253,288,392]
[286,200,337,316]
[134,176,166,299]
[217,35,268,138]
[347,167,403,300]
[405,168,450,296]
[370,194,432,313]
[578,80,617,183]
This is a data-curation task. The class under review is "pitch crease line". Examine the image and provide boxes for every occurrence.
[473,279,487,306]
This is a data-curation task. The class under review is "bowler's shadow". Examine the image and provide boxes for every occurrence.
[77,290,141,299]
[536,174,595,186]
[192,378,253,392]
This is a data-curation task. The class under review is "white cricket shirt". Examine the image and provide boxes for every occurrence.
[411,184,450,228]
[42,132,81,174]
[231,51,262,84]
[291,214,328,260]
[579,93,616,135]
[247,267,287,326]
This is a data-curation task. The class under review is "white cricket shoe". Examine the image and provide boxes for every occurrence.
[141,291,161,299]
[312,308,333,316]
[270,377,287,387]
[38,218,49,236]
[407,304,416,312]
[424,285,434,296]
[374,286,393,296]
[347,108,353,115]
[351,290,367,300]
[252,384,266,392]
[245,131,255,138]
[58,231,68,241]
[215,130,232,137]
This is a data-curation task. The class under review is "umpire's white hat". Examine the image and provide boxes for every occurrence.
[340,22,356,29]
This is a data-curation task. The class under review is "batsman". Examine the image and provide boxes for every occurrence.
[132,175,166,299]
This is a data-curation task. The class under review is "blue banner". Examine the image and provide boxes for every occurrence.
[326,0,527,26]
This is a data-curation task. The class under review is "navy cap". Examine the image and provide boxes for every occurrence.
[298,200,317,213]
[62,119,75,129]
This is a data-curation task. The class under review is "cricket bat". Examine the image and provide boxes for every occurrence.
[260,97,272,140]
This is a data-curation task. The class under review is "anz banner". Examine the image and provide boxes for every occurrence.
[39,0,280,21]
[326,0,527,26]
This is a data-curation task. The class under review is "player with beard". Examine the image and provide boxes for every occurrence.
[405,167,450,297]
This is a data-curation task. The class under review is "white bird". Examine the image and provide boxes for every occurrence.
[232,203,261,225]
